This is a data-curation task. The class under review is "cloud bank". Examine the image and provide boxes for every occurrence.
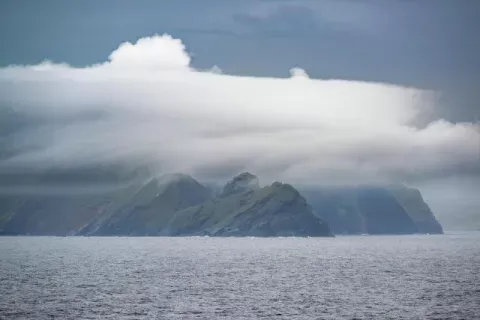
[0,34,478,187]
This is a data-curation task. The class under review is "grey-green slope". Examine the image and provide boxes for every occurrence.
[85,173,212,235]
[386,185,443,234]
[163,174,332,237]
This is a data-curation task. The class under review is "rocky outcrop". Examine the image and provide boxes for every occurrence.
[164,176,332,237]
[386,185,443,234]
[220,172,260,197]
[82,173,212,236]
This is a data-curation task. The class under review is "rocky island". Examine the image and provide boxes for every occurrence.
[0,170,443,236]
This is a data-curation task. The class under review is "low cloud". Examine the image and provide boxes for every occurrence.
[0,34,478,188]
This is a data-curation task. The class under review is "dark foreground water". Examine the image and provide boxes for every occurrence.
[1,233,479,320]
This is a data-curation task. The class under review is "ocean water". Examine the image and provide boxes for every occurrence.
[1,233,479,320]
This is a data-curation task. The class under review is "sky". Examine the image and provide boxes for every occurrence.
[0,0,479,225]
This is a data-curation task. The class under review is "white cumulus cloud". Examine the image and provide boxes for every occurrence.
[0,34,478,187]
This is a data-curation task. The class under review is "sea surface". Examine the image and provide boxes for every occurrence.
[1,233,479,319]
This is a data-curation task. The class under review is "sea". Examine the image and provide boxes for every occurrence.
[1,232,479,319]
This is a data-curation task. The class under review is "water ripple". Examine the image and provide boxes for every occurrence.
[1,233,479,319]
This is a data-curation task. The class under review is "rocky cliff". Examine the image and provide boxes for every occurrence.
[301,185,443,235]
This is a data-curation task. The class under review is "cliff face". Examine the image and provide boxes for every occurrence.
[298,187,365,235]
[386,185,443,234]
[301,185,443,235]
[356,187,417,234]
